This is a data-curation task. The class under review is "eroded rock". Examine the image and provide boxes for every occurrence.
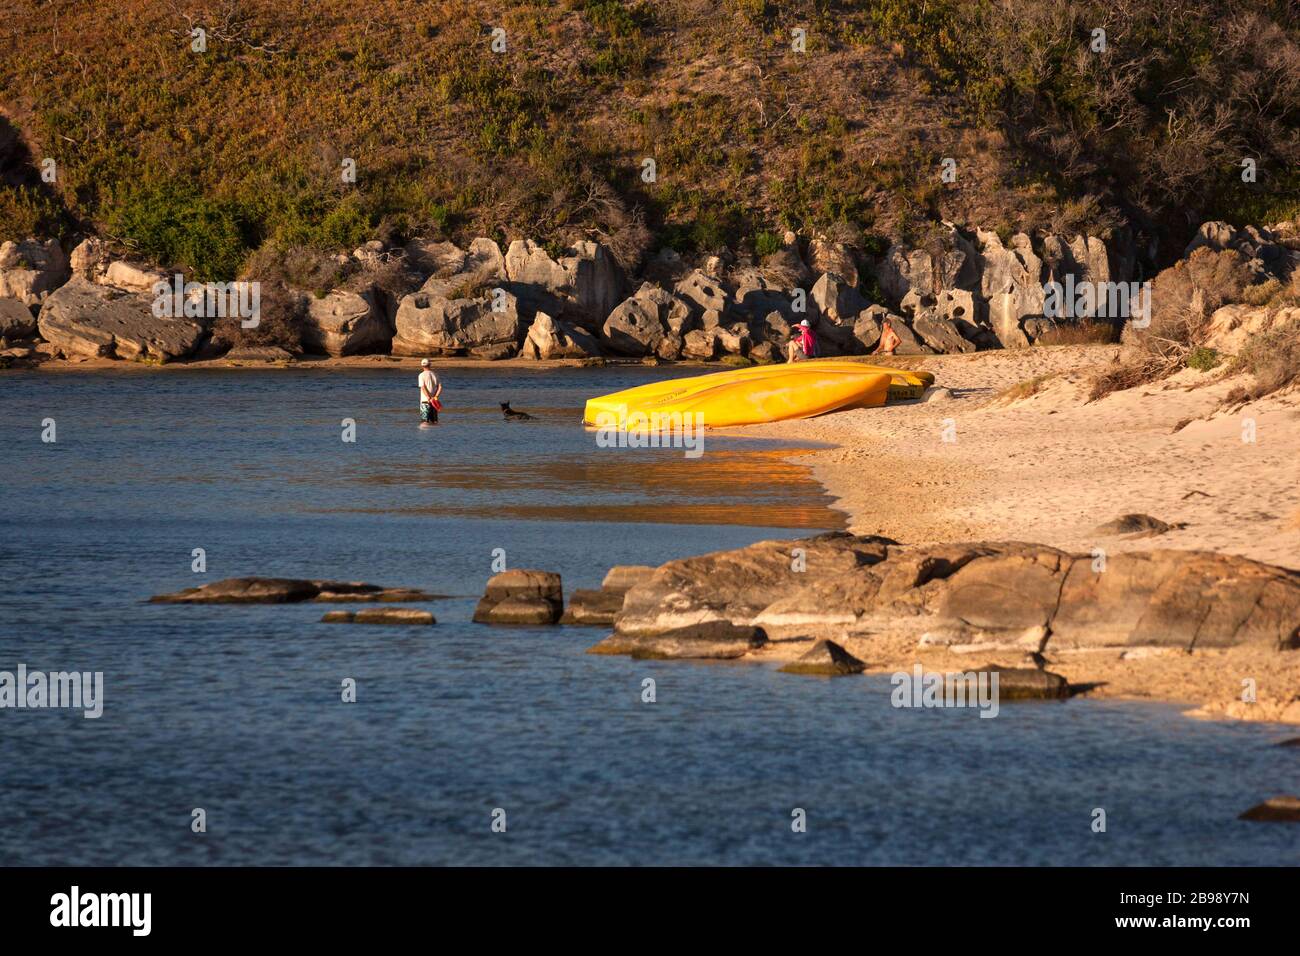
[38,276,204,363]
[473,569,563,625]
[779,640,865,676]
[300,287,392,356]
[588,621,768,659]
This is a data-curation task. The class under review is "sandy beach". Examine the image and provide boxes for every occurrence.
[746,345,1300,724]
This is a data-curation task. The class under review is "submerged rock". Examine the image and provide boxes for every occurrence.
[1238,796,1300,822]
[321,608,435,625]
[779,640,865,676]
[945,663,1070,701]
[588,621,768,659]
[150,577,434,604]
[473,569,563,625]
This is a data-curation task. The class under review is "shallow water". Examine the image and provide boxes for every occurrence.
[1,367,1297,865]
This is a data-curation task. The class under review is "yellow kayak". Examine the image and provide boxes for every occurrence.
[584,364,894,429]
[584,359,932,428]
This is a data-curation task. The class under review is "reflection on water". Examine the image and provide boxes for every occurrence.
[0,367,843,530]
[334,447,842,528]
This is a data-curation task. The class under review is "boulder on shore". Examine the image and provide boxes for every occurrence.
[610,533,1300,655]
[38,276,205,363]
[945,663,1070,700]
[0,297,36,340]
[299,287,393,356]
[391,287,521,356]
[522,311,600,359]
[779,639,865,676]
[0,238,69,305]
[473,569,563,625]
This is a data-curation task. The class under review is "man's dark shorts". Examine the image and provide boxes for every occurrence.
[420,402,438,423]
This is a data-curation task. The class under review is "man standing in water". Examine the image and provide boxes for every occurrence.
[418,358,442,424]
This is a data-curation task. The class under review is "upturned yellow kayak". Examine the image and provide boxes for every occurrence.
[584,363,897,429]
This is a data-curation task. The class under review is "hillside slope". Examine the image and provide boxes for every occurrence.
[2,0,1298,281]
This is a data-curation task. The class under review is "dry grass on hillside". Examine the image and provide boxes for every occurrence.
[1,0,1298,283]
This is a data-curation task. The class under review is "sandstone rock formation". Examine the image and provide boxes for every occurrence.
[521,310,601,359]
[560,565,656,625]
[299,287,392,356]
[779,639,865,676]
[609,533,1300,657]
[38,276,204,362]
[392,286,521,356]
[504,239,622,328]
[808,239,858,286]
[0,238,69,305]
[473,569,563,625]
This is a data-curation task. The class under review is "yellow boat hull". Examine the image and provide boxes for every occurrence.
[584,364,895,429]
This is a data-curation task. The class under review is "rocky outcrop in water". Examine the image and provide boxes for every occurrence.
[779,639,865,676]
[604,533,1300,659]
[473,569,564,624]
[588,621,769,659]
[321,608,436,625]
[150,577,436,604]
[560,565,656,625]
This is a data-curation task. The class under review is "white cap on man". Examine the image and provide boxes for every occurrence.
[421,358,430,367]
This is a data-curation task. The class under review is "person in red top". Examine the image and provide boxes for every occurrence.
[796,319,818,358]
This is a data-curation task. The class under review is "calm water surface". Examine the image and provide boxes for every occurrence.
[0,366,1296,865]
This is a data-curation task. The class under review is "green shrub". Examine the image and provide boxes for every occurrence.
[1186,346,1221,371]
[753,230,782,257]
[107,182,250,281]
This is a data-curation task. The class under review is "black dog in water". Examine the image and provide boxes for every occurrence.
[500,401,536,421]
